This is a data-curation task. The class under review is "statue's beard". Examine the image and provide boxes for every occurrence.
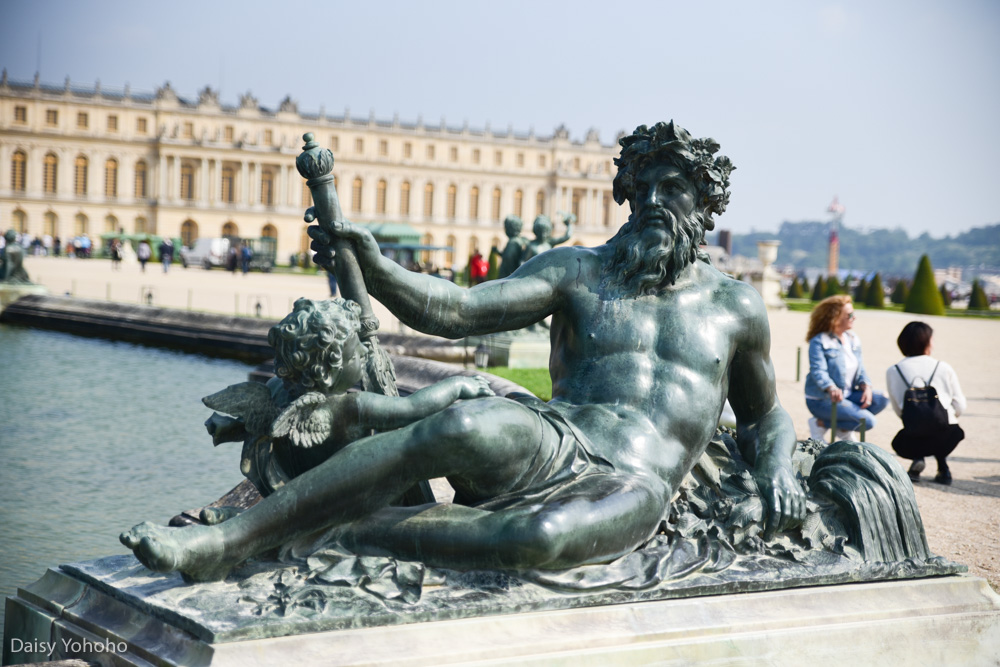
[603,207,704,296]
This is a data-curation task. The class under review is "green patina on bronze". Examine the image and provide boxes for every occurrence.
[119,122,956,605]
[0,229,32,284]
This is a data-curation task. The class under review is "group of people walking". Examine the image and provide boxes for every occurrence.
[804,295,966,484]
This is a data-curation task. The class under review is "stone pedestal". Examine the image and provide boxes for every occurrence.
[5,562,999,666]
[0,284,47,314]
[750,240,786,310]
[473,331,550,369]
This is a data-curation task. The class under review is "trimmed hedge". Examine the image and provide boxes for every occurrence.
[969,279,990,310]
[903,254,945,316]
[865,273,885,308]
[891,280,909,305]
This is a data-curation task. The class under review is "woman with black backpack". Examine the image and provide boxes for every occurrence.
[886,321,967,485]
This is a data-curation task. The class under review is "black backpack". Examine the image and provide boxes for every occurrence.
[894,362,950,436]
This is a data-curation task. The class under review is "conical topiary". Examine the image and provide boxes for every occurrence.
[801,276,810,294]
[787,277,804,299]
[486,249,500,281]
[865,273,885,308]
[939,284,952,307]
[811,276,826,301]
[903,254,945,316]
[968,279,990,311]
[824,276,842,298]
[854,277,869,304]
[891,280,909,305]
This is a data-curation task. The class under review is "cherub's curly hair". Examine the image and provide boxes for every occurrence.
[613,121,735,232]
[268,298,363,391]
[807,295,852,341]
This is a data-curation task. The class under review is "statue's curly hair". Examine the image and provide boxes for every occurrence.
[268,298,363,391]
[613,121,735,232]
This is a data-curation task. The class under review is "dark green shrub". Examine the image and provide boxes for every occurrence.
[891,280,909,304]
[969,279,990,310]
[865,273,885,308]
[811,276,826,301]
[939,284,952,307]
[903,254,945,316]
[787,277,804,299]
[853,278,869,304]
[824,276,842,298]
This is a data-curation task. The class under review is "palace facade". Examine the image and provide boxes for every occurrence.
[0,72,626,270]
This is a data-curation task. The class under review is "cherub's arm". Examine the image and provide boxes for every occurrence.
[550,213,575,246]
[355,375,494,431]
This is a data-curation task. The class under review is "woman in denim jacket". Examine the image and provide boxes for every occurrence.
[804,295,888,442]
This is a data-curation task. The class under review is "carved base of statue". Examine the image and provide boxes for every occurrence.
[0,282,48,314]
[6,436,1000,665]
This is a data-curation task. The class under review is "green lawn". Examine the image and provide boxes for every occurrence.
[484,367,552,401]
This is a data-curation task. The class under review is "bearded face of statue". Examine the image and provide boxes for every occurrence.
[603,163,705,297]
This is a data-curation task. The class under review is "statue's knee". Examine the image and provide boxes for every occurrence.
[499,513,567,567]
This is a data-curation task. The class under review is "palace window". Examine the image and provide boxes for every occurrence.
[538,154,546,168]
[262,224,277,239]
[445,235,456,265]
[573,157,581,171]
[104,214,118,235]
[43,154,58,193]
[183,122,193,138]
[572,190,582,221]
[45,109,58,126]
[426,144,435,160]
[75,213,89,237]
[494,150,502,167]
[105,158,119,198]
[224,126,234,142]
[514,189,523,218]
[450,146,458,162]
[74,155,89,196]
[108,115,119,132]
[472,149,480,164]
[11,151,26,192]
[469,186,479,219]
[446,184,457,219]
[181,219,197,246]
[379,140,388,157]
[136,216,149,235]
[352,177,363,213]
[330,135,339,152]
[491,187,502,221]
[536,190,545,217]
[421,233,434,265]
[470,235,480,255]
[261,171,274,206]
[603,191,612,226]
[134,161,148,198]
[180,163,194,200]
[355,138,364,154]
[222,221,238,237]
[516,152,524,167]
[302,181,311,207]
[263,129,273,145]
[403,142,412,158]
[136,117,148,134]
[12,209,27,233]
[400,181,411,215]
[376,180,387,214]
[14,106,27,123]
[423,182,434,217]
[44,211,58,237]
[221,167,235,203]
[77,112,89,129]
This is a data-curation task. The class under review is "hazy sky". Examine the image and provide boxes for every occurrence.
[2,0,997,237]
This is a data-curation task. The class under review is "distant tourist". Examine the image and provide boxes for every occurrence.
[159,238,174,273]
[137,240,152,272]
[227,245,239,274]
[240,243,252,275]
[109,238,123,271]
[804,295,888,442]
[886,321,966,485]
[53,236,61,257]
[469,251,488,285]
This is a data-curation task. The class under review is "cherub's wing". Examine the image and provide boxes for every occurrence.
[202,382,279,435]
[271,392,335,449]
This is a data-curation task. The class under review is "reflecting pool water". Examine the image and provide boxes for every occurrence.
[0,324,251,631]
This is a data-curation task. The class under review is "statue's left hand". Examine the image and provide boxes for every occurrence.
[753,459,806,540]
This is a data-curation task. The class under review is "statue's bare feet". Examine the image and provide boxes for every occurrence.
[119,522,233,582]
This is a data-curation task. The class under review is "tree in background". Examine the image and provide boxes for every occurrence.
[939,284,953,307]
[800,276,810,294]
[811,276,826,301]
[891,280,909,305]
[786,276,804,298]
[486,250,500,281]
[968,279,990,311]
[865,273,885,309]
[853,277,869,304]
[823,276,842,298]
[903,254,945,316]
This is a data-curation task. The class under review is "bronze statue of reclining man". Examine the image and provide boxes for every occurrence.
[121,121,806,582]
